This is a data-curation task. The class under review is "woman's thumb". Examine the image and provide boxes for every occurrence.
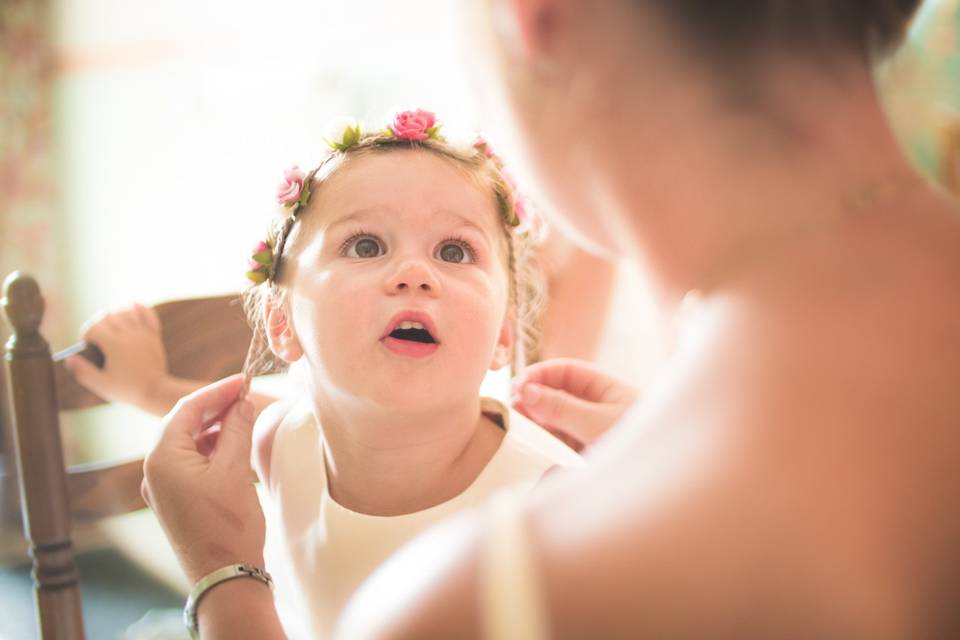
[214,399,257,465]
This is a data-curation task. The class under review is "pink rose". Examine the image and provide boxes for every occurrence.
[514,197,529,225]
[499,168,529,225]
[390,109,436,141]
[474,137,495,158]
[276,165,306,206]
[502,169,518,192]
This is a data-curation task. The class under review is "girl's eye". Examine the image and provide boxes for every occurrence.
[436,239,475,264]
[343,235,385,258]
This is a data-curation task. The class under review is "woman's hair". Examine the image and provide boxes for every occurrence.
[652,0,922,62]
[242,132,546,379]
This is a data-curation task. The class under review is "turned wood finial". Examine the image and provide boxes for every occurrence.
[2,271,45,337]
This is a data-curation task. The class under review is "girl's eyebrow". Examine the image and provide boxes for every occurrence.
[439,211,494,241]
[324,207,496,242]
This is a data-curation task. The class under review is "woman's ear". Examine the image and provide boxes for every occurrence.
[265,296,303,363]
[496,0,557,59]
[489,316,515,371]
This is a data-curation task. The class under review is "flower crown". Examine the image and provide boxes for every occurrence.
[246,109,532,285]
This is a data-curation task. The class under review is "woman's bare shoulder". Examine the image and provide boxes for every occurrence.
[527,262,960,637]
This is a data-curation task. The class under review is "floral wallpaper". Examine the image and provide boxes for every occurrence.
[0,0,67,347]
[0,0,72,499]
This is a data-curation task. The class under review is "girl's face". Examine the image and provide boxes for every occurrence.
[277,150,512,411]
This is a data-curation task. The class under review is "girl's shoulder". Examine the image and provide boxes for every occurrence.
[252,397,309,486]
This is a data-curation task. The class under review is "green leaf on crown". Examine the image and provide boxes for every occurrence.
[251,249,273,265]
[246,270,268,284]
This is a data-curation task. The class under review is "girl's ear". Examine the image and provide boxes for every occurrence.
[489,315,515,371]
[265,296,303,363]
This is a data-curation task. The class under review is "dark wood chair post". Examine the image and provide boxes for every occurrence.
[1,352,22,523]
[2,272,85,640]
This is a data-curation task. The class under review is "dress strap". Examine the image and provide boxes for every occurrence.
[482,492,549,640]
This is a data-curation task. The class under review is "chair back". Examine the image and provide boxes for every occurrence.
[1,271,256,639]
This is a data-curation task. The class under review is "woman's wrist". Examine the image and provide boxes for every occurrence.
[195,573,284,639]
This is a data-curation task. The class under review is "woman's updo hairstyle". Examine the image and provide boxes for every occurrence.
[654,1,922,62]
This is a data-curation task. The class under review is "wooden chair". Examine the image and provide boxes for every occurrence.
[0,270,263,639]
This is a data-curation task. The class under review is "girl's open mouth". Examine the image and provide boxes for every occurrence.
[388,324,435,344]
[381,318,439,358]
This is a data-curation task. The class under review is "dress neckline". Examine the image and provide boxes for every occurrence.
[319,397,512,521]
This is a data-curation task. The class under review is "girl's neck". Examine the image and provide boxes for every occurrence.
[311,394,505,516]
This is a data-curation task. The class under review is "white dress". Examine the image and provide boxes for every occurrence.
[260,397,582,639]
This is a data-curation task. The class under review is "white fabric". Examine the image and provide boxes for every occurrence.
[261,397,582,639]
[482,491,549,640]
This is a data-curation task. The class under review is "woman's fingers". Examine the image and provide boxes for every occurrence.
[133,302,161,332]
[516,357,617,402]
[512,358,641,446]
[157,375,246,451]
[142,374,266,583]
[214,398,257,468]
[516,382,613,442]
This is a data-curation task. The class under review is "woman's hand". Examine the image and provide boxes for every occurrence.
[65,303,168,407]
[141,375,265,583]
[512,358,640,451]
[65,303,211,416]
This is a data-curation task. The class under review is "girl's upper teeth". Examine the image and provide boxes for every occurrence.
[399,321,425,331]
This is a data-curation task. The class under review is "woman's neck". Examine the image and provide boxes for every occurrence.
[584,58,921,315]
[311,394,505,516]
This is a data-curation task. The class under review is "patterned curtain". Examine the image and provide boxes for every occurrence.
[0,0,65,535]
[1,0,65,337]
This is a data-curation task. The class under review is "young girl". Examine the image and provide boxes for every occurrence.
[248,109,583,637]
[76,109,581,638]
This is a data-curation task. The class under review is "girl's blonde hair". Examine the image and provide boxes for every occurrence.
[242,130,546,381]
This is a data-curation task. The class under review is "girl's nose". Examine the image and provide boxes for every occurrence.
[384,259,441,296]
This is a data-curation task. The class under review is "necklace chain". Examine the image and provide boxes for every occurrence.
[687,171,922,300]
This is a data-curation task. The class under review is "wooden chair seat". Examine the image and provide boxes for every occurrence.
[0,271,262,639]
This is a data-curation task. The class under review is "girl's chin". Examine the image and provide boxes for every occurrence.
[362,381,479,411]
